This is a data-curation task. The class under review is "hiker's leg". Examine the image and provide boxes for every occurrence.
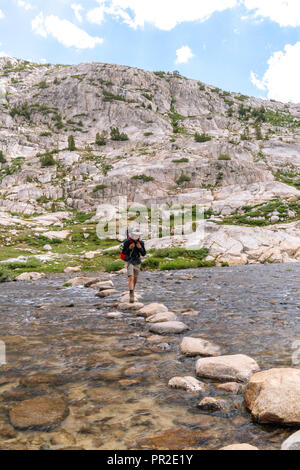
[133,265,141,290]
[128,276,134,291]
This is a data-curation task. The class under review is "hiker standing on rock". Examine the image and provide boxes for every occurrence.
[121,228,146,303]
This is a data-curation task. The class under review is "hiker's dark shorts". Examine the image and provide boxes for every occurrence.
[126,262,141,278]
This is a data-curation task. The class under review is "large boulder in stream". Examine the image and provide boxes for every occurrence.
[244,368,300,426]
[9,395,69,430]
[196,354,260,383]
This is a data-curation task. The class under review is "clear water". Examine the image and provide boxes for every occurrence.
[0,263,299,450]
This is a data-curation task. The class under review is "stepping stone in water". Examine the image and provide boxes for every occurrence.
[120,292,142,303]
[149,321,189,335]
[198,397,226,411]
[139,303,168,318]
[195,354,260,383]
[146,311,177,323]
[168,376,207,393]
[118,302,144,311]
[96,289,118,298]
[180,337,222,357]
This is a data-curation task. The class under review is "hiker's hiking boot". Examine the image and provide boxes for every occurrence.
[129,291,135,304]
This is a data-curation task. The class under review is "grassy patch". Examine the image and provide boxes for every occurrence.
[220,197,300,226]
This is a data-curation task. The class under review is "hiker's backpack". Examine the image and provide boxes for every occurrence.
[120,229,131,261]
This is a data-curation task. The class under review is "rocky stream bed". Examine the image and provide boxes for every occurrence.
[0,263,300,450]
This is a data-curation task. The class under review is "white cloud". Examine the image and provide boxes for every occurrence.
[86,1,106,25]
[242,0,300,28]
[71,4,84,23]
[175,46,194,64]
[86,0,239,31]
[251,42,300,103]
[17,0,34,10]
[32,12,103,49]
[84,0,300,30]
[0,9,5,19]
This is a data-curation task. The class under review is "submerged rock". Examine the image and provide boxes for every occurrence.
[106,311,123,319]
[0,424,17,439]
[216,382,241,394]
[244,368,300,426]
[50,431,76,447]
[9,395,69,430]
[180,337,222,357]
[196,354,260,383]
[198,397,226,411]
[20,374,62,387]
[149,321,189,335]
[168,376,207,393]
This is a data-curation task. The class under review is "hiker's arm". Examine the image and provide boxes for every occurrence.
[138,241,146,256]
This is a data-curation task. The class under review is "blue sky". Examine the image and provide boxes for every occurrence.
[0,0,300,102]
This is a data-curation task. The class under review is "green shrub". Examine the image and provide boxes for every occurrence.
[0,267,11,282]
[95,132,106,146]
[142,257,160,269]
[159,259,215,270]
[172,158,189,163]
[10,102,30,120]
[176,172,191,185]
[110,127,129,141]
[151,248,186,258]
[103,90,126,102]
[40,131,52,137]
[195,132,212,143]
[37,80,49,89]
[68,135,76,151]
[104,260,124,272]
[0,150,6,164]
[131,174,154,183]
[93,184,107,193]
[3,257,41,270]
[40,153,56,167]
[218,154,231,161]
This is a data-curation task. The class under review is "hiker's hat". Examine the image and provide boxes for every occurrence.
[129,227,142,240]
